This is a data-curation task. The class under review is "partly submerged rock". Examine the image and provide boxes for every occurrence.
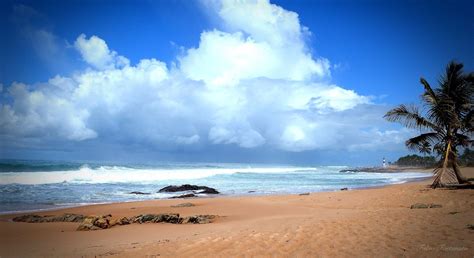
[340,187,348,191]
[171,202,195,208]
[196,188,219,194]
[298,193,310,196]
[170,193,197,199]
[13,213,86,223]
[129,191,151,195]
[158,184,219,194]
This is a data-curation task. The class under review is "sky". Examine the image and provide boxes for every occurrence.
[0,0,472,166]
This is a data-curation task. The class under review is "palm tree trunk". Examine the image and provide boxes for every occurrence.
[451,154,469,184]
[431,141,460,188]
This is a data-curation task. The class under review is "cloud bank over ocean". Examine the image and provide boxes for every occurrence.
[0,0,411,157]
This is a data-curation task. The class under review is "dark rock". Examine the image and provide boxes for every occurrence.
[57,213,86,222]
[410,203,442,209]
[196,188,219,194]
[131,214,156,223]
[16,212,218,231]
[159,184,219,194]
[339,169,359,173]
[131,213,181,224]
[12,214,47,223]
[129,191,151,195]
[154,213,181,224]
[181,215,216,224]
[340,188,348,191]
[171,202,195,208]
[410,203,429,209]
[467,224,474,230]
[170,193,197,199]
[248,190,256,193]
[13,213,86,223]
[298,193,310,196]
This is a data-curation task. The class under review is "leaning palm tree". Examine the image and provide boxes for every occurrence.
[384,61,473,188]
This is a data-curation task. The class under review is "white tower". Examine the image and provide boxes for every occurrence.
[382,157,386,168]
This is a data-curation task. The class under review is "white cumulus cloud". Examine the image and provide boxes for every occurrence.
[1,0,406,154]
[74,34,130,70]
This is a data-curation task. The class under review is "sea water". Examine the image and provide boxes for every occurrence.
[0,159,431,214]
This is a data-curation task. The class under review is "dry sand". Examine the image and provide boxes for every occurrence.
[1,168,473,257]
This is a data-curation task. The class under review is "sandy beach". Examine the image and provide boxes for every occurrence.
[1,168,473,257]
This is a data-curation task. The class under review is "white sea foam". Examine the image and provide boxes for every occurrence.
[0,165,318,185]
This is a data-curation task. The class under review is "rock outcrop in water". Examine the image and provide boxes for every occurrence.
[158,184,220,194]
[170,193,197,199]
[129,191,151,195]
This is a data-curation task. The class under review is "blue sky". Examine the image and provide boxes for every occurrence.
[0,0,472,165]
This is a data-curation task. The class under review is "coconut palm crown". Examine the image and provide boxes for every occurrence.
[384,61,473,188]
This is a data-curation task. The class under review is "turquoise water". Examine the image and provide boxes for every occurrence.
[0,160,431,214]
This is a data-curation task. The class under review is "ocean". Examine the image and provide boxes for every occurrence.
[0,160,431,214]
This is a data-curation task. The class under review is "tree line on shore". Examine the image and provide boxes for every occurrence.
[394,149,473,168]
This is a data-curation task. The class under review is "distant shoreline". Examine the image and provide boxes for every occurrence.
[339,165,434,173]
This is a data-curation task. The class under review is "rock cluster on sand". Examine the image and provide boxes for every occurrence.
[12,213,86,223]
[13,213,217,231]
[77,215,131,230]
[131,213,181,224]
[181,215,215,224]
[171,202,195,208]
[159,184,220,194]
[410,203,443,209]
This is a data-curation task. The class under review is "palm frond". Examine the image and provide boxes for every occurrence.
[384,104,438,130]
[462,109,474,132]
[420,77,438,107]
[405,132,439,153]
[454,133,473,148]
